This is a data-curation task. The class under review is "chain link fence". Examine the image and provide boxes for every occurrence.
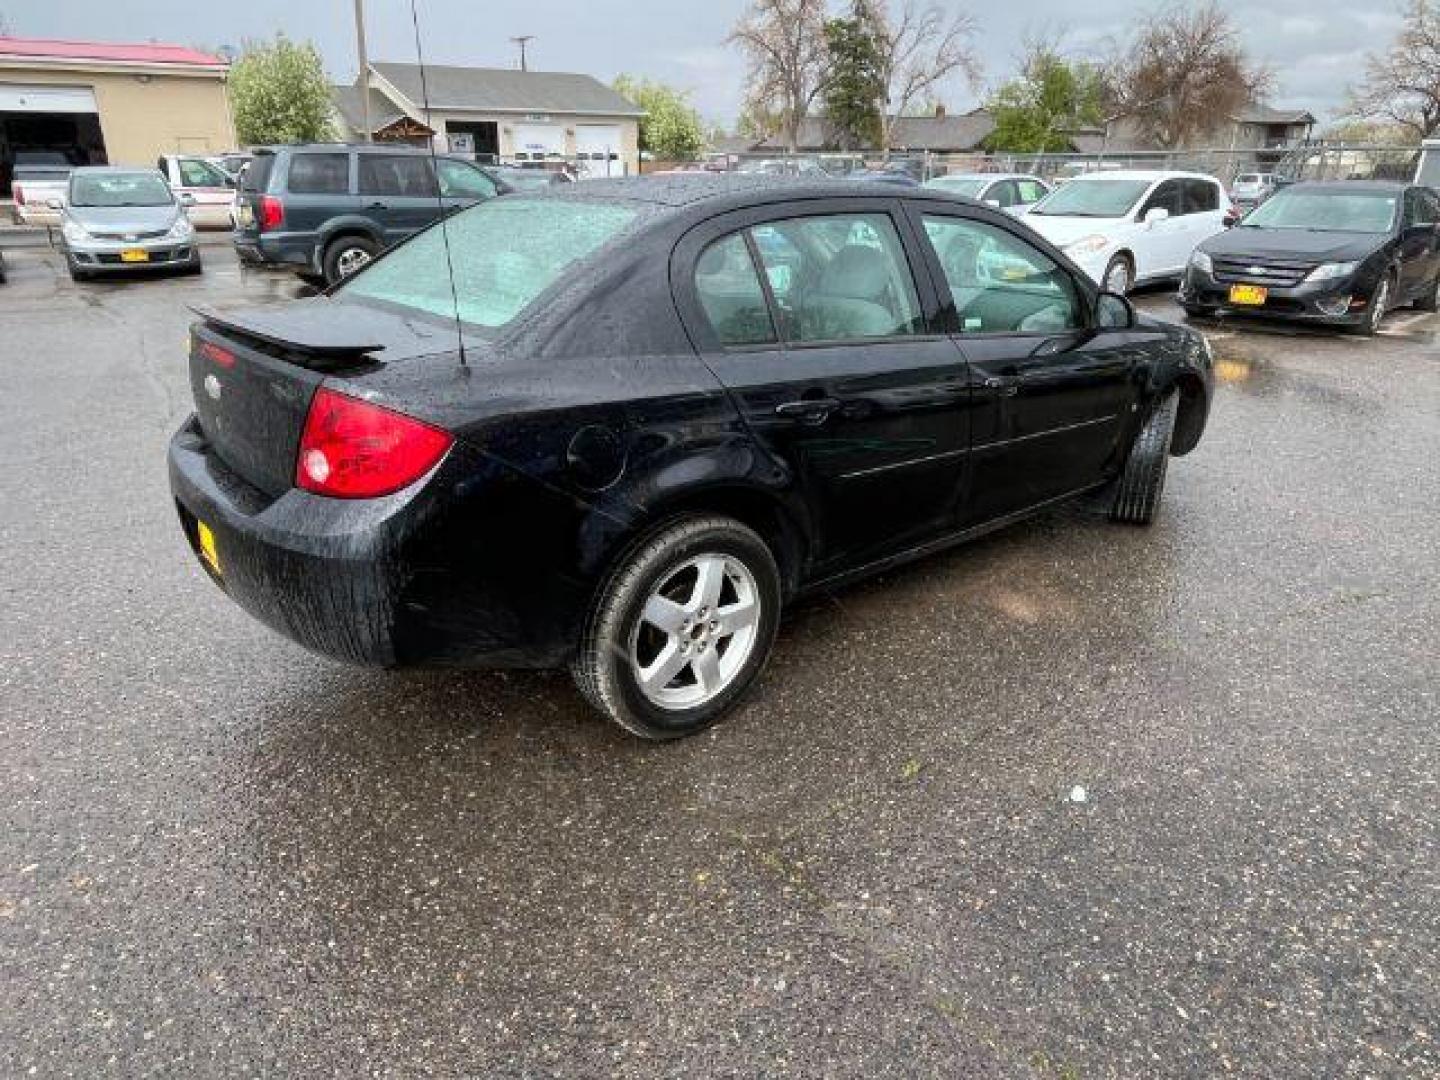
[700,144,1425,187]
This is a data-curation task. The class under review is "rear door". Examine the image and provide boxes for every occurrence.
[908,205,1155,524]
[1182,178,1227,258]
[675,199,972,575]
[356,153,441,246]
[279,151,357,240]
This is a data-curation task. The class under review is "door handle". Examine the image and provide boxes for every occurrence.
[775,397,840,424]
[983,375,1020,397]
[366,201,389,210]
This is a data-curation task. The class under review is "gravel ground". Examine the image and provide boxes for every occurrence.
[2,246,1437,1077]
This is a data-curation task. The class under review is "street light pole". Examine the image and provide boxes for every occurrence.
[354,0,371,142]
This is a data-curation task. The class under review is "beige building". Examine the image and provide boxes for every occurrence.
[333,62,643,178]
[0,36,234,195]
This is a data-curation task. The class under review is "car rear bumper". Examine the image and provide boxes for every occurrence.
[167,415,583,669]
[232,231,315,269]
[1180,267,1375,325]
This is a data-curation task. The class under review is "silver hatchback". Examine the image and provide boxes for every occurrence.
[57,167,202,281]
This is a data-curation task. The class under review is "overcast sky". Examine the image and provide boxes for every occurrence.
[0,0,1404,128]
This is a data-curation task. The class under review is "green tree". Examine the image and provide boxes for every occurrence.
[987,47,1106,153]
[613,75,706,161]
[228,34,334,146]
[822,2,885,149]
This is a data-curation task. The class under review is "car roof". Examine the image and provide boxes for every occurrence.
[1061,169,1218,182]
[931,172,1040,181]
[1283,179,1410,193]
[70,165,165,176]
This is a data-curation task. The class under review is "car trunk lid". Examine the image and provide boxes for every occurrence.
[188,298,472,499]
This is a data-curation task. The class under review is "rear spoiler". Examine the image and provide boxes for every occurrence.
[190,301,384,359]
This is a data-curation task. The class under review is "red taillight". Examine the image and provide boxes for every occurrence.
[11,184,24,205]
[258,195,283,232]
[199,340,236,368]
[295,388,452,499]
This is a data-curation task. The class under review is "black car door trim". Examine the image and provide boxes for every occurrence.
[838,445,969,481]
[970,412,1120,453]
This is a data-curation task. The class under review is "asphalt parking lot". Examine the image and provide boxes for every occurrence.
[3,243,1437,1077]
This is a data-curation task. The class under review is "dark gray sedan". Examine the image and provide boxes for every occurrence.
[57,167,202,281]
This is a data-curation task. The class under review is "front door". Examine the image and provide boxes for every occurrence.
[909,207,1158,525]
[677,202,972,574]
[1134,179,1194,278]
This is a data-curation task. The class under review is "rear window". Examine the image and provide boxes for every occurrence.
[241,154,274,193]
[286,153,349,195]
[338,197,639,329]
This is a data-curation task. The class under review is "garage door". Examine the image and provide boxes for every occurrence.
[511,123,564,164]
[576,125,623,179]
[0,84,98,113]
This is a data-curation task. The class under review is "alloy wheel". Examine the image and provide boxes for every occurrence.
[336,247,372,278]
[628,553,761,710]
[1369,278,1389,333]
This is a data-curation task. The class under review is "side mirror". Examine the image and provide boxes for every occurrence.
[1144,207,1170,226]
[46,197,64,210]
[1095,290,1135,330]
[984,198,1002,208]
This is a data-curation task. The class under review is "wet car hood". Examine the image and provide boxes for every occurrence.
[1025,214,1129,247]
[1200,227,1388,263]
[68,204,181,233]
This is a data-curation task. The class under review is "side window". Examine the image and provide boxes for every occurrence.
[986,180,1018,207]
[694,234,776,347]
[1140,180,1183,218]
[1015,179,1047,204]
[922,214,1083,335]
[178,158,229,187]
[1185,179,1220,214]
[437,159,498,199]
[358,155,437,197]
[749,213,923,343]
[287,153,350,195]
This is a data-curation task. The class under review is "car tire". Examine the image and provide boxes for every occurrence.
[1414,272,1440,313]
[572,514,782,740]
[1111,390,1178,526]
[1355,273,1393,336]
[1181,303,1216,319]
[67,259,90,283]
[1102,254,1134,295]
[322,235,379,286]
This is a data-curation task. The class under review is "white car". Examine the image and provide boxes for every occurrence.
[155,154,235,230]
[1231,172,1277,208]
[923,173,1051,216]
[1024,170,1230,293]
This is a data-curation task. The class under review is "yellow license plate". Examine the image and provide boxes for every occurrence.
[1229,284,1268,306]
[197,520,221,574]
[119,248,150,263]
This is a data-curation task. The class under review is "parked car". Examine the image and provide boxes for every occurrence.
[924,173,1051,215]
[57,166,201,281]
[210,152,254,179]
[854,169,919,187]
[736,158,826,178]
[10,155,73,225]
[169,177,1214,739]
[156,154,236,229]
[1230,172,1277,208]
[231,144,502,285]
[1179,181,1440,334]
[1025,170,1230,293]
[479,165,569,192]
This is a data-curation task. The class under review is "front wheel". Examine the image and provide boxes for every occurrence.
[572,515,782,740]
[1414,272,1440,313]
[1111,391,1178,525]
[1181,303,1216,319]
[1354,274,1392,336]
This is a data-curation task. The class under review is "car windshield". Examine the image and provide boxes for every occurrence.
[1241,191,1398,233]
[926,176,987,197]
[70,172,173,207]
[339,197,639,330]
[1031,178,1151,217]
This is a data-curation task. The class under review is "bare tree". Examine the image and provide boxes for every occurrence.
[872,0,982,157]
[729,0,829,152]
[1106,1,1272,149]
[1347,0,1440,140]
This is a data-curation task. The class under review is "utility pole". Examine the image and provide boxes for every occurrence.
[354,0,371,142]
[510,35,535,72]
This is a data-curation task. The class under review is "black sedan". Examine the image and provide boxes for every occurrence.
[1179,181,1440,334]
[168,176,1214,739]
